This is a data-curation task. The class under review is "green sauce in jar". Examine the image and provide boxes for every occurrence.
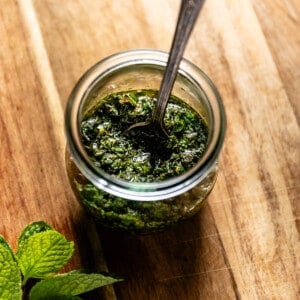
[68,89,212,234]
[81,89,208,181]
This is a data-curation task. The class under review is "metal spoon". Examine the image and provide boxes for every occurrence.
[126,0,206,144]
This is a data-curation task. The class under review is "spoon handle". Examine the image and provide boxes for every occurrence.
[153,0,205,125]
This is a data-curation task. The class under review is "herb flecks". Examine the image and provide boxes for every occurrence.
[75,89,211,234]
[81,89,208,182]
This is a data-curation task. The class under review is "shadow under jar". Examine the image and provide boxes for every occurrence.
[65,49,226,234]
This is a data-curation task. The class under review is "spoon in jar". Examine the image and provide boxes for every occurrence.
[125,0,206,146]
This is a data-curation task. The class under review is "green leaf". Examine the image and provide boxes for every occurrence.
[17,230,74,284]
[29,272,122,300]
[0,236,22,300]
[17,221,53,254]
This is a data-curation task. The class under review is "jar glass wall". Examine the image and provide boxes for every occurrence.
[65,49,226,234]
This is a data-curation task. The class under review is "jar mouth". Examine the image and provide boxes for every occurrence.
[65,49,226,201]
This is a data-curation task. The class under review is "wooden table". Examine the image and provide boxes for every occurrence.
[1,0,299,299]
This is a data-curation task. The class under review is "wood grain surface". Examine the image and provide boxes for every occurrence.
[0,0,299,299]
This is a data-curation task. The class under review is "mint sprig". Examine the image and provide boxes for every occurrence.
[0,221,122,299]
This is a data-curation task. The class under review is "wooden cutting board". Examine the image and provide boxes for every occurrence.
[0,0,299,299]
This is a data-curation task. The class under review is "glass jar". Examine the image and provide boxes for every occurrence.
[65,49,226,234]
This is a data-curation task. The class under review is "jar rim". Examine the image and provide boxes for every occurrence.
[65,49,226,201]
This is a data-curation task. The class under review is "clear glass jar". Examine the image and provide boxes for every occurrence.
[65,49,226,234]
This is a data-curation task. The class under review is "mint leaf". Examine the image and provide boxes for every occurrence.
[29,272,122,300]
[17,221,53,254]
[0,236,22,300]
[17,230,74,284]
